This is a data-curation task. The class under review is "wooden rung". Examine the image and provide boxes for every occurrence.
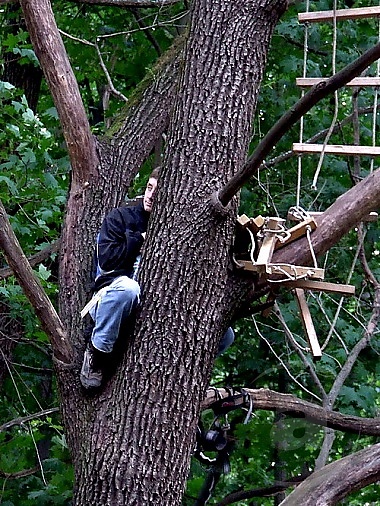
[294,288,322,360]
[281,280,355,296]
[293,143,380,156]
[275,218,317,250]
[239,260,325,280]
[296,77,380,87]
[288,211,378,222]
[299,7,380,23]
[266,264,324,280]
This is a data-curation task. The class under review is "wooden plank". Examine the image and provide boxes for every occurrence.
[299,7,380,23]
[296,77,380,87]
[293,143,380,156]
[237,214,265,234]
[266,264,325,280]
[238,260,266,273]
[237,214,251,227]
[255,234,277,266]
[288,211,378,222]
[238,261,325,280]
[255,217,285,266]
[275,218,317,250]
[281,279,355,296]
[294,288,322,360]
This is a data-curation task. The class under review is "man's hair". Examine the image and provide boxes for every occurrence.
[149,166,161,181]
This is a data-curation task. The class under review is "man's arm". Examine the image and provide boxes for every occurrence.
[96,208,144,275]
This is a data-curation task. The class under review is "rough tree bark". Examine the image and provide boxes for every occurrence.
[279,442,380,506]
[7,0,380,504]
[70,1,288,504]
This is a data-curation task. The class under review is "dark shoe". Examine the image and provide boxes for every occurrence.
[80,343,104,389]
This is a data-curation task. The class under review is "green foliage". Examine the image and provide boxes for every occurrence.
[0,81,69,255]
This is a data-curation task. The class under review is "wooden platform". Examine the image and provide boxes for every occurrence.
[296,77,380,87]
[299,7,380,24]
[293,143,380,156]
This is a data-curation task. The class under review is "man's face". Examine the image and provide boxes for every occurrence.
[143,177,158,213]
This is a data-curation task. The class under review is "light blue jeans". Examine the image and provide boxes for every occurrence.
[89,276,140,353]
[218,326,235,356]
[89,275,235,356]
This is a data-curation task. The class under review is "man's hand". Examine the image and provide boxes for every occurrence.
[141,232,146,240]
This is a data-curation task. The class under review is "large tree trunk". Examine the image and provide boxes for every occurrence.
[65,1,287,504]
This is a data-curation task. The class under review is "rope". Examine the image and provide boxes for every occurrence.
[370,16,380,174]
[311,0,339,190]
[306,225,318,269]
[297,0,310,207]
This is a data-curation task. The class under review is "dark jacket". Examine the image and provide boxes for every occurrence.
[92,203,149,291]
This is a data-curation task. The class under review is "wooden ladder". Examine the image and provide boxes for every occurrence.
[294,5,380,157]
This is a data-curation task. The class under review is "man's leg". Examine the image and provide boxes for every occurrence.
[90,276,140,353]
[217,327,235,356]
[80,276,140,388]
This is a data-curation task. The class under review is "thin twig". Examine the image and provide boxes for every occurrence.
[0,407,60,432]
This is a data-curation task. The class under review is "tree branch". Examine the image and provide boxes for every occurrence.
[0,239,60,280]
[19,0,98,185]
[75,0,180,6]
[273,167,380,266]
[218,41,380,206]
[0,407,60,432]
[202,387,380,436]
[0,201,72,364]
[0,467,39,479]
[280,442,380,505]
[216,474,308,506]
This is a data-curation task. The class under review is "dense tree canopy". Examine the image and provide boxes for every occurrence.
[0,0,380,504]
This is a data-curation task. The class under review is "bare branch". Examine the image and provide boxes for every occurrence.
[0,201,72,364]
[0,407,60,432]
[202,388,380,436]
[130,7,163,56]
[274,303,327,401]
[0,467,39,479]
[327,287,380,408]
[95,43,129,103]
[280,442,380,505]
[218,41,380,206]
[216,474,308,506]
[20,0,98,185]
[358,225,380,287]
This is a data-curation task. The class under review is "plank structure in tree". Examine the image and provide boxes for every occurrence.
[287,211,378,222]
[298,7,380,23]
[294,288,322,360]
[280,280,355,296]
[293,143,380,156]
[296,77,380,87]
